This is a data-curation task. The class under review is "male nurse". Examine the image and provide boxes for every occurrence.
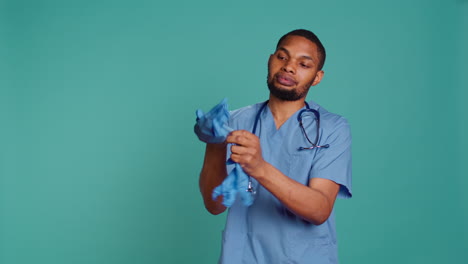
[199,29,352,264]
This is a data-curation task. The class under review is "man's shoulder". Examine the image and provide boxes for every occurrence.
[309,100,350,130]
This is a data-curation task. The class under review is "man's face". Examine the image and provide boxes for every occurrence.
[267,35,324,101]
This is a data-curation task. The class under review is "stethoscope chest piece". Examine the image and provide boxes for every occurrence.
[246,181,256,195]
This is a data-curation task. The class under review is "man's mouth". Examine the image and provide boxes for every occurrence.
[276,74,296,86]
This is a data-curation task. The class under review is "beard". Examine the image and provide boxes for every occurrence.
[267,76,312,101]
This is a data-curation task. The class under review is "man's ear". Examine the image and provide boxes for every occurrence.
[312,70,324,86]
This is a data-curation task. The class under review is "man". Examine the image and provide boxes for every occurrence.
[198,29,352,264]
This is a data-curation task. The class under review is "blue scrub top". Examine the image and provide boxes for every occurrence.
[219,100,352,264]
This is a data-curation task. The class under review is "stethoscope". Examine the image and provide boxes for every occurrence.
[246,100,330,194]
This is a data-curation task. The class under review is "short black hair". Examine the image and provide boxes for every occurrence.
[276,29,326,70]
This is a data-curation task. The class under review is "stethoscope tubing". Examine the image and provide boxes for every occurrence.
[245,100,329,194]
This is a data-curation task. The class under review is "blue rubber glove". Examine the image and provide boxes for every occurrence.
[195,99,254,207]
[212,160,254,207]
[194,98,232,143]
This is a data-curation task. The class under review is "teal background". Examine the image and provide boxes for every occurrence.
[1,0,467,263]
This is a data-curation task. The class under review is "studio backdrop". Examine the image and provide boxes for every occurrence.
[1,0,467,263]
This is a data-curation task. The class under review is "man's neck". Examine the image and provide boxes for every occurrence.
[268,95,306,129]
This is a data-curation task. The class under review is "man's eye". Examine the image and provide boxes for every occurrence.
[300,63,310,68]
[277,55,287,60]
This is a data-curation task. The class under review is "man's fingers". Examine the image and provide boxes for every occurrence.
[230,153,239,162]
[228,130,252,137]
[226,130,257,146]
[231,154,250,167]
[230,153,255,167]
[231,144,249,155]
[231,144,259,155]
[226,135,250,146]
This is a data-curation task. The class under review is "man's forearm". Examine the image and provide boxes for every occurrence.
[252,162,339,225]
[199,143,228,214]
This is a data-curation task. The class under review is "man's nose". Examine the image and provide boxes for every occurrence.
[281,60,295,74]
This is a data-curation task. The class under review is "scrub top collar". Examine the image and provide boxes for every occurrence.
[261,99,321,129]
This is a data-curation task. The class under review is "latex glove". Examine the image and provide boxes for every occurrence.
[212,163,238,207]
[212,159,254,207]
[194,98,254,207]
[194,98,232,143]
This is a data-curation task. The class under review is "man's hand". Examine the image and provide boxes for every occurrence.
[226,130,266,178]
